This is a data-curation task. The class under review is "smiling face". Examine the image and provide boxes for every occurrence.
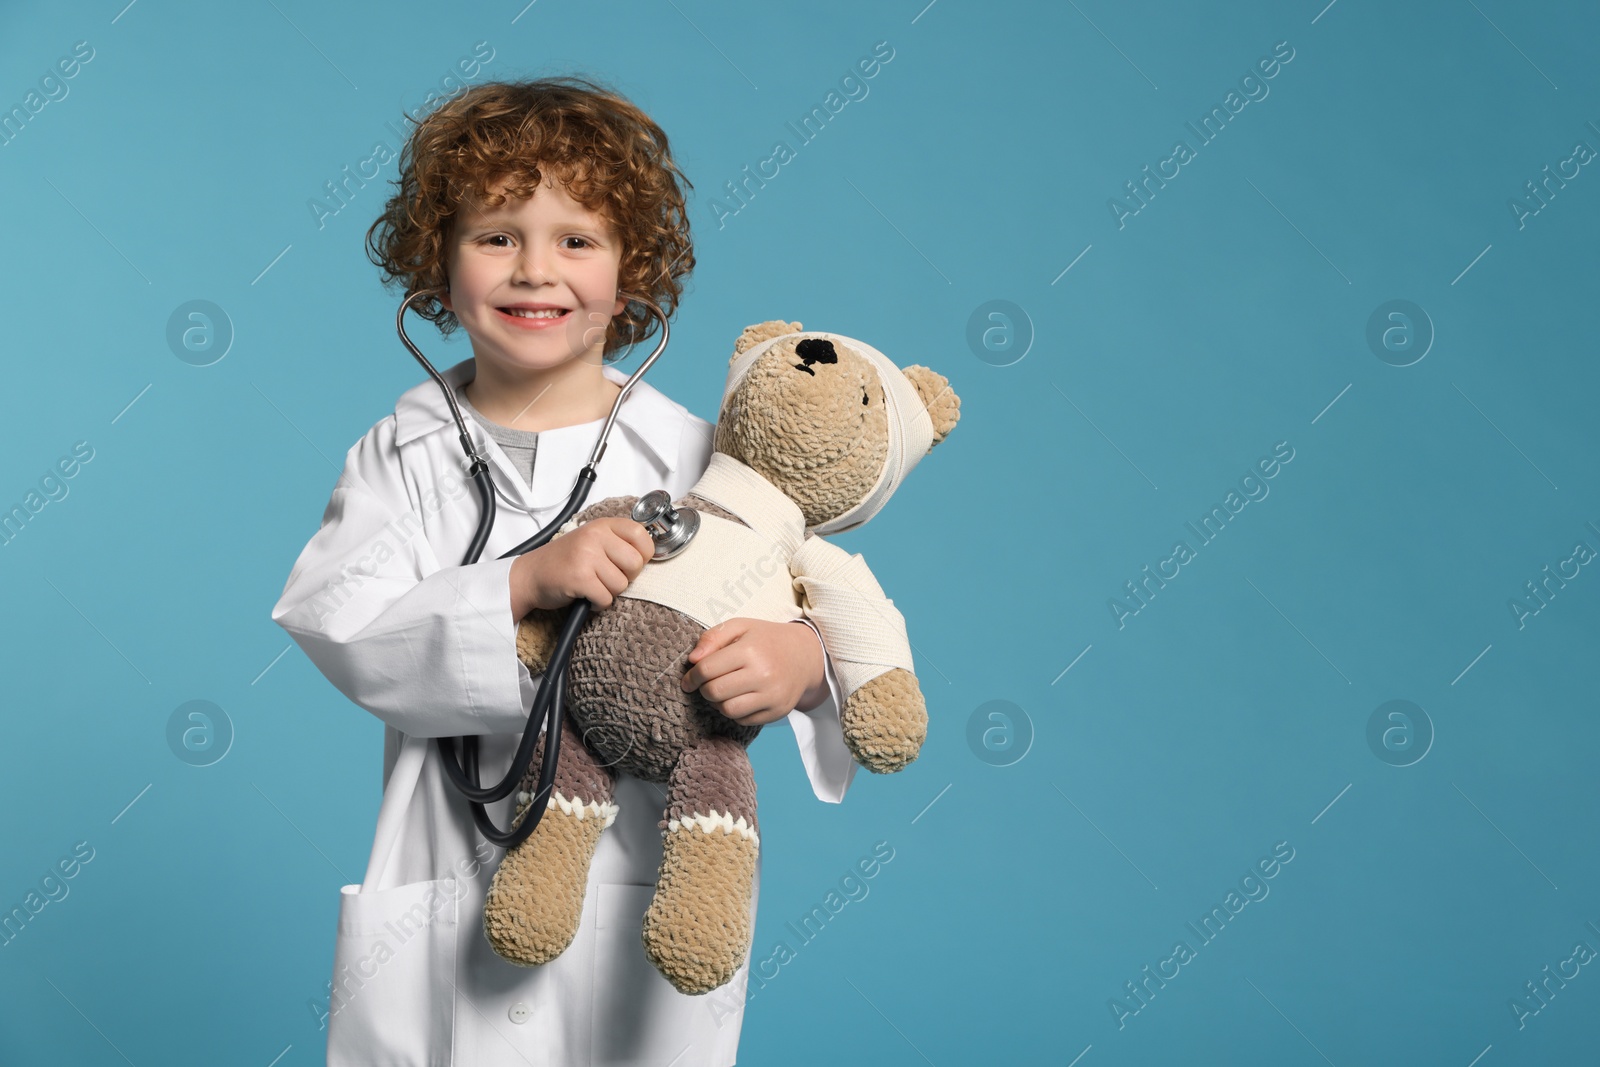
[439,173,627,377]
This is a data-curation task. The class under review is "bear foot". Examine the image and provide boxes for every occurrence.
[641,816,758,995]
[483,792,615,967]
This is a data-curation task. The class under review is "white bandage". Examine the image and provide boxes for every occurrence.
[723,331,934,535]
[788,535,914,695]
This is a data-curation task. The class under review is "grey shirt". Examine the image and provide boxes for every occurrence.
[454,385,539,488]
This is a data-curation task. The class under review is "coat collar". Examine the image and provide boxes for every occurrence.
[393,357,688,476]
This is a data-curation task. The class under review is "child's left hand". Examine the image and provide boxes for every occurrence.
[681,618,829,726]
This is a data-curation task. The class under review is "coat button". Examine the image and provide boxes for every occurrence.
[508,1001,531,1024]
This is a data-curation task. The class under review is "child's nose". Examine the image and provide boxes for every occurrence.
[512,248,557,287]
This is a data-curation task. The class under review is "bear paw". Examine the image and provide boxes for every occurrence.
[840,668,928,774]
[515,609,564,674]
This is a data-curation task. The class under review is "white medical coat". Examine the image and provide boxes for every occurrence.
[270,357,859,1066]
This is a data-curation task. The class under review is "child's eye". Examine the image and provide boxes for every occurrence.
[481,234,512,248]
[561,236,591,250]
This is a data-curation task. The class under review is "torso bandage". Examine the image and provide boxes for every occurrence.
[563,452,915,699]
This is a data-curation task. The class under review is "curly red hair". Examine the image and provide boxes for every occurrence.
[365,76,695,360]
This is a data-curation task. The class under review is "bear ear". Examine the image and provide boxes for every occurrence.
[732,320,803,361]
[901,365,961,449]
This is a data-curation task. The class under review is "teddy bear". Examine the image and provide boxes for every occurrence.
[480,320,961,994]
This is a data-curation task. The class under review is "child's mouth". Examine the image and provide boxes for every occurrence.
[496,307,571,330]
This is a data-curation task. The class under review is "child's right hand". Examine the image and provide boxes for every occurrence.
[509,517,656,619]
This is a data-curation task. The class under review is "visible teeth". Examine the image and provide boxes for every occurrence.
[505,308,566,319]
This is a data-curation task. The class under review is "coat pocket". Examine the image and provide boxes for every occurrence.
[591,882,745,1067]
[326,878,462,1067]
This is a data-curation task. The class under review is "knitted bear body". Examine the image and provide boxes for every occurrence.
[562,493,761,783]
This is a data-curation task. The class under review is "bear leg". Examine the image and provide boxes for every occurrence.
[483,711,617,967]
[641,735,759,995]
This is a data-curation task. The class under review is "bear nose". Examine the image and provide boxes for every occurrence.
[792,337,838,376]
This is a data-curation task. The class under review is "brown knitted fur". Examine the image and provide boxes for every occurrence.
[661,734,758,837]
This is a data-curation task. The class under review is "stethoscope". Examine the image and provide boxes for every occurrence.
[395,288,700,850]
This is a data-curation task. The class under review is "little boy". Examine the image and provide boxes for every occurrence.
[271,76,858,1066]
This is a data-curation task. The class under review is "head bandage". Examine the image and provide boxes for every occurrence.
[723,331,934,535]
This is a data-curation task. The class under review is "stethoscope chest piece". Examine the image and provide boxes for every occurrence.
[632,490,699,560]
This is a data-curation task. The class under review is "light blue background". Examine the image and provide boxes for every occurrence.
[2,0,1597,1064]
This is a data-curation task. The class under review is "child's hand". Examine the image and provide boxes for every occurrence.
[680,618,828,726]
[509,517,656,618]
